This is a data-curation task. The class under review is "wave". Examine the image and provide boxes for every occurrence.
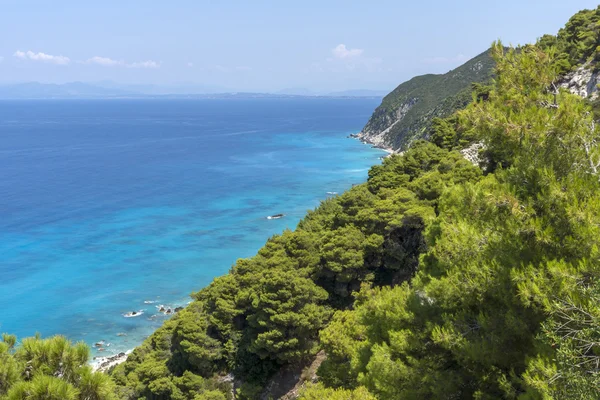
[123,310,144,318]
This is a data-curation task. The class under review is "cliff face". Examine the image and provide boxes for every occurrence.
[559,62,600,100]
[358,97,418,150]
[359,50,495,151]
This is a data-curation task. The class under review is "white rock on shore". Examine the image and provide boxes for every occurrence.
[92,350,131,373]
[349,132,395,156]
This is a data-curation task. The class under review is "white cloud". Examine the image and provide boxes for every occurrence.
[332,44,363,59]
[85,56,122,66]
[422,54,468,64]
[187,62,194,67]
[127,60,160,69]
[83,56,160,69]
[14,50,70,65]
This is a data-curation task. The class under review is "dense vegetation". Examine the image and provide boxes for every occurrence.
[0,334,115,399]
[306,11,600,396]
[3,6,600,400]
[537,6,600,74]
[359,50,495,151]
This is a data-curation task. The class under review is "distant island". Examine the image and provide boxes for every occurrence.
[0,82,389,100]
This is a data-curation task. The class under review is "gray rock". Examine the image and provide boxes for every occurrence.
[559,63,600,100]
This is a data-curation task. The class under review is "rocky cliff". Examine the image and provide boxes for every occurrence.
[359,50,494,151]
[559,62,600,100]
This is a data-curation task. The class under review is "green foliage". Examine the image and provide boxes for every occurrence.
[298,383,376,400]
[318,38,600,399]
[246,268,330,362]
[538,6,600,73]
[0,334,115,400]
[6,375,80,400]
[319,225,381,297]
[521,268,600,400]
[235,382,262,400]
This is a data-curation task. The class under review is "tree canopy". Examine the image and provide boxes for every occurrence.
[0,334,116,400]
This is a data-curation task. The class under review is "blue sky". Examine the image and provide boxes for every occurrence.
[1,0,598,91]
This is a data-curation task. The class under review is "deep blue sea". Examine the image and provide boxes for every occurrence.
[0,98,384,360]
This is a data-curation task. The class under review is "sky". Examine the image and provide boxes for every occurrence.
[1,0,599,92]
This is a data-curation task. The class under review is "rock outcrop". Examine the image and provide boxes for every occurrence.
[559,63,600,100]
[358,98,417,150]
[460,142,486,167]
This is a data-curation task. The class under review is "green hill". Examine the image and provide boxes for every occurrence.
[359,50,494,151]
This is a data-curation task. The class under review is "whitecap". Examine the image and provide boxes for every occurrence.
[123,310,144,318]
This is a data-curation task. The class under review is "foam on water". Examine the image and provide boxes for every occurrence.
[0,98,385,359]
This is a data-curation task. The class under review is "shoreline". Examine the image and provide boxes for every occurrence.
[92,350,132,373]
[348,132,395,156]
[89,132,384,374]
[88,300,189,372]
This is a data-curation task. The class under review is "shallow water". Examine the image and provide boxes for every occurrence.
[0,98,384,358]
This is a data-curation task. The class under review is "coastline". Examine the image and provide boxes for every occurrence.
[92,350,132,373]
[89,133,388,374]
[349,132,395,156]
[88,300,190,370]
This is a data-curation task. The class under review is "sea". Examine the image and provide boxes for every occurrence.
[0,98,385,360]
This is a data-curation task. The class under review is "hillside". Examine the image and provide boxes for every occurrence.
[358,50,494,151]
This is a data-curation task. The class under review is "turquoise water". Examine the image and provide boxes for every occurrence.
[0,98,384,359]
